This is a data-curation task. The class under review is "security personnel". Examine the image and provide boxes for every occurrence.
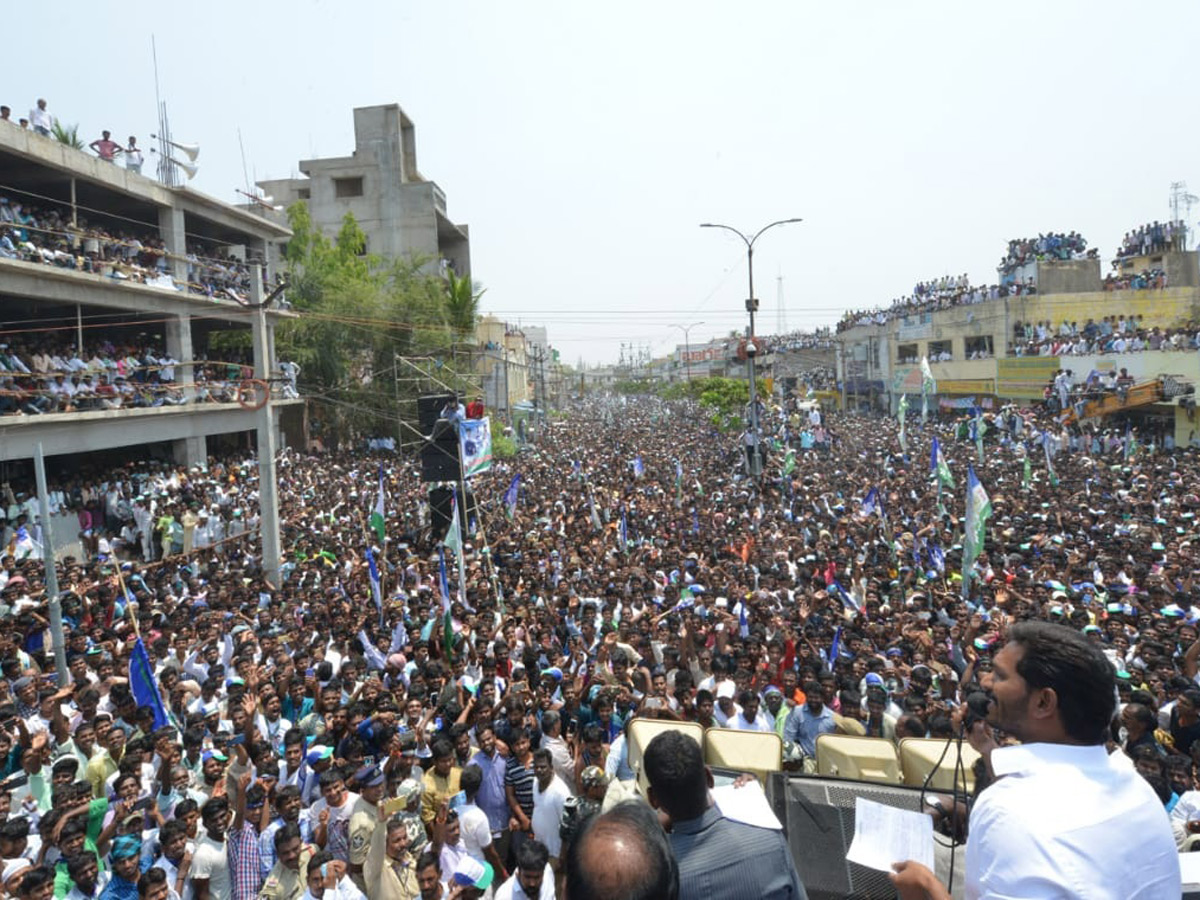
[348,764,387,892]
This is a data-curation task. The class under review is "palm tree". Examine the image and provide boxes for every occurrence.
[445,269,484,336]
[51,122,84,150]
[444,269,485,370]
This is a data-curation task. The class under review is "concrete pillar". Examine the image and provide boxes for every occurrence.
[266,319,277,380]
[250,264,282,583]
[164,314,194,400]
[172,437,207,469]
[249,237,271,283]
[158,207,187,282]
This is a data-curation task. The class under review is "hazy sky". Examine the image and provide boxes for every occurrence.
[9,2,1199,365]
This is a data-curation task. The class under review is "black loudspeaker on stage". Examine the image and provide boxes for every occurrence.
[765,772,931,900]
[420,418,460,483]
[417,393,456,435]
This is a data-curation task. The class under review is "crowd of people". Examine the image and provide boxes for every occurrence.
[914,275,970,298]
[1008,316,1200,358]
[0,189,262,303]
[763,328,834,353]
[0,385,1194,898]
[997,231,1093,277]
[1118,221,1187,258]
[1104,266,1168,291]
[836,279,1039,334]
[834,222,1182,337]
[0,336,263,416]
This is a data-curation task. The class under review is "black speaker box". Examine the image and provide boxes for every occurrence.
[419,437,460,483]
[765,772,926,900]
[418,393,456,435]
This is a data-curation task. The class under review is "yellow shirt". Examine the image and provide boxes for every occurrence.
[86,750,119,799]
[419,766,461,827]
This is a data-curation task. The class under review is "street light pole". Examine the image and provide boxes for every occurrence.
[670,321,705,382]
[700,218,802,477]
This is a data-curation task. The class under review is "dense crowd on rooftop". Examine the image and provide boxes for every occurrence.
[1118,221,1187,258]
[833,217,1199,337]
[836,278,1037,333]
[997,232,1094,276]
[763,328,834,352]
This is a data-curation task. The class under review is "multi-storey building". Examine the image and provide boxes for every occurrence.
[258,104,470,278]
[0,122,297,481]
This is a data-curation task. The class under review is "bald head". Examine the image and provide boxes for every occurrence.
[565,802,677,900]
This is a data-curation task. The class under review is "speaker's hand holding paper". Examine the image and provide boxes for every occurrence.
[845,797,935,873]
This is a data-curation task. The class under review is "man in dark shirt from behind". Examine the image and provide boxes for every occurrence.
[643,730,807,900]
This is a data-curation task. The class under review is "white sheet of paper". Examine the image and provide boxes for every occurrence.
[1180,852,1200,886]
[845,797,935,873]
[712,780,782,830]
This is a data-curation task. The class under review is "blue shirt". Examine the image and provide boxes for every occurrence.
[469,748,510,834]
[783,704,836,757]
[281,695,313,722]
[604,733,635,782]
[98,875,139,900]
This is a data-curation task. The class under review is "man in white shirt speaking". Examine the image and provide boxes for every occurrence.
[891,621,1179,900]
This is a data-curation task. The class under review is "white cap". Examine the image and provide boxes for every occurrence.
[3,860,31,885]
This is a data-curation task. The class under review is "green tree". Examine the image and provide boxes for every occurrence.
[623,376,764,432]
[274,203,469,444]
[444,268,485,371]
[444,269,484,338]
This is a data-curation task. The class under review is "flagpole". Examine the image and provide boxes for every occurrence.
[378,470,387,624]
[455,424,471,610]
[375,488,387,629]
[116,568,138,639]
[457,472,504,620]
[33,443,67,683]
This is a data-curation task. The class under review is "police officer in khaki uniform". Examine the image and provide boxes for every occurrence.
[365,810,421,900]
[259,823,315,900]
[347,764,386,892]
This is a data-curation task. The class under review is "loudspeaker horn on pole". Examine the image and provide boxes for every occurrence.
[152,134,200,162]
[170,158,199,180]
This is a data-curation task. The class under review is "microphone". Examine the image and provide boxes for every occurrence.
[963,689,994,731]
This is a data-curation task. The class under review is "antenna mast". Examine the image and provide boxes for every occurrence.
[1170,181,1198,249]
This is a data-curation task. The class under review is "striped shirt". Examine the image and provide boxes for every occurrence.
[505,755,536,817]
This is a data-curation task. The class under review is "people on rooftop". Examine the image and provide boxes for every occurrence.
[998,231,1093,276]
[1118,221,1186,258]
